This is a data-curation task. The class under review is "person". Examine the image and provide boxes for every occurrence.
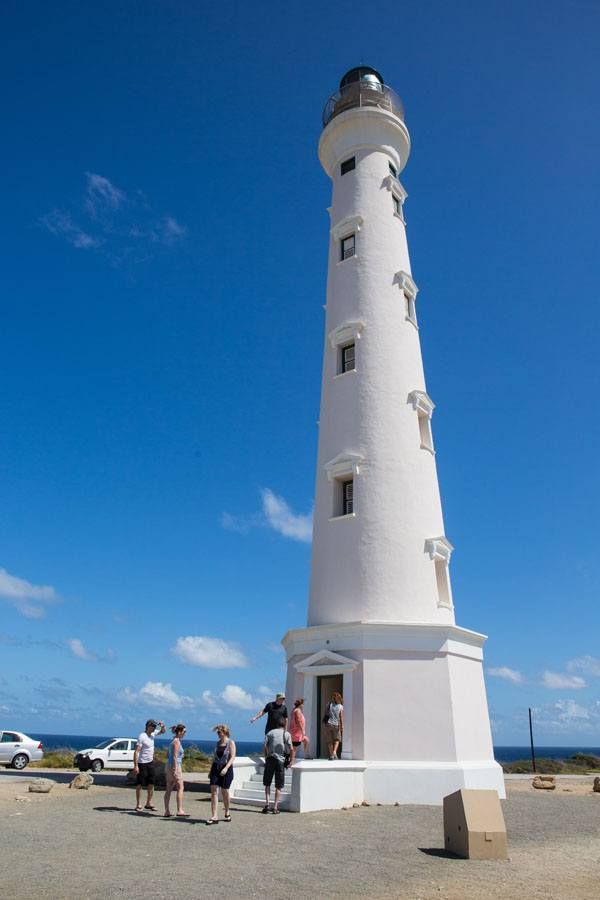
[133,718,166,812]
[323,691,344,760]
[262,717,294,814]
[164,723,188,818]
[250,692,288,732]
[290,698,310,761]
[207,723,236,824]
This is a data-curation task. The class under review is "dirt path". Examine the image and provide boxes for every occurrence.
[1,777,598,899]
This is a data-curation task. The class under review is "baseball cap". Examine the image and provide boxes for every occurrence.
[276,692,285,699]
[146,718,157,728]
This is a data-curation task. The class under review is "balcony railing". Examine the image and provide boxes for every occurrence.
[322,82,404,128]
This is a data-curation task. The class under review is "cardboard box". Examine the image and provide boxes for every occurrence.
[443,789,508,860]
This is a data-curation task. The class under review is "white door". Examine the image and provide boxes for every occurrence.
[0,731,22,764]
[106,740,131,769]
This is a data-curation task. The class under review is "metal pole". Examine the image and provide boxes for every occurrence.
[528,707,537,773]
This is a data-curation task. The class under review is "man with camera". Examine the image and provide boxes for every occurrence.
[133,718,166,812]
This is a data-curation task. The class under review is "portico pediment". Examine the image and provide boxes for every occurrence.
[295,648,358,675]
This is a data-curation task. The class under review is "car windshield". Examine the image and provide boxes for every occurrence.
[95,740,114,750]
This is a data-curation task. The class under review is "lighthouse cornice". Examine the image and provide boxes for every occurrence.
[318,106,410,178]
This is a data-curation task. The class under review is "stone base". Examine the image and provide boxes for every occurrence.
[288,759,505,812]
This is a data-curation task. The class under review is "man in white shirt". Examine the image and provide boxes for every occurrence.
[133,719,166,812]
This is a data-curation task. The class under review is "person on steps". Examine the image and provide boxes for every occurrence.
[262,717,294,814]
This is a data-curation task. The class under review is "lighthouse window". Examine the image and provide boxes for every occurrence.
[341,234,355,261]
[342,479,354,516]
[341,342,355,374]
[435,560,452,609]
[418,411,434,453]
[405,293,417,326]
[341,156,356,176]
[389,162,397,178]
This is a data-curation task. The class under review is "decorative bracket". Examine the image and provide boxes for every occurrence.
[324,451,365,481]
[331,214,364,241]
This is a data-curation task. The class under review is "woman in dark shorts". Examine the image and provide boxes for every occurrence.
[207,723,236,824]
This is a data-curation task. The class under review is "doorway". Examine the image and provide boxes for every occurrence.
[316,673,343,758]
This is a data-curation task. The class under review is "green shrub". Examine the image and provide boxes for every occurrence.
[30,748,77,769]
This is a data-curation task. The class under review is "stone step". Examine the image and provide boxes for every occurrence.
[233,787,292,809]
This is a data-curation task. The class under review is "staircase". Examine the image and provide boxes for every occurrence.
[233,761,293,810]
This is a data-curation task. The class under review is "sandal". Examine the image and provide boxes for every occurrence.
[261,805,270,814]
[224,813,231,822]
[135,807,143,812]
[163,812,173,818]
[144,805,157,811]
[176,813,190,817]
[272,808,280,814]
[206,817,219,825]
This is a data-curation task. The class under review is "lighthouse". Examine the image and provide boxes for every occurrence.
[282,68,504,811]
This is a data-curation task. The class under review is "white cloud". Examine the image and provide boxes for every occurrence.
[487,666,524,685]
[41,210,101,249]
[554,699,590,722]
[85,172,125,216]
[0,566,59,619]
[199,690,222,713]
[220,684,259,711]
[567,655,600,678]
[266,642,284,655]
[261,489,312,543]
[42,172,186,263]
[67,638,97,662]
[541,671,586,690]
[120,681,193,709]
[172,636,248,669]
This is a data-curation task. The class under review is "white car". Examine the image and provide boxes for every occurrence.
[0,731,44,769]
[74,738,137,772]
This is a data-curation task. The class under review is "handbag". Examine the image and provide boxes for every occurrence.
[322,703,331,725]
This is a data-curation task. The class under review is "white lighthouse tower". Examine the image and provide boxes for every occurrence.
[283,68,504,811]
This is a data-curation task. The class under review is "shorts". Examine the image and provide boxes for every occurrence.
[324,723,341,743]
[209,764,234,790]
[166,768,184,787]
[136,761,155,787]
[263,756,285,790]
[292,741,302,747]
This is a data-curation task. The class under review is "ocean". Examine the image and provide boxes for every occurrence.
[28,734,600,763]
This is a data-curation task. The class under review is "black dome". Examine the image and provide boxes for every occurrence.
[339,67,384,90]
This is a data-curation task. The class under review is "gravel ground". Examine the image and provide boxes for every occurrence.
[1,776,599,900]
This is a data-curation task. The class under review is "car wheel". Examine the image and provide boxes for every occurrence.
[11,754,29,770]
[90,759,104,773]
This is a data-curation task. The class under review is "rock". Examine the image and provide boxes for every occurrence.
[593,777,600,793]
[394,801,400,806]
[15,796,32,803]
[28,778,54,794]
[352,802,360,808]
[377,802,383,806]
[532,776,556,790]
[69,773,94,790]
[361,801,370,807]
[341,806,349,810]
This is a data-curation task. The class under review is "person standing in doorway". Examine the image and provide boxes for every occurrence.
[290,698,310,761]
[250,692,288,733]
[262,718,294,814]
[324,692,344,760]
[133,719,166,812]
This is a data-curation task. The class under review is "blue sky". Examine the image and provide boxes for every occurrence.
[1,1,599,746]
